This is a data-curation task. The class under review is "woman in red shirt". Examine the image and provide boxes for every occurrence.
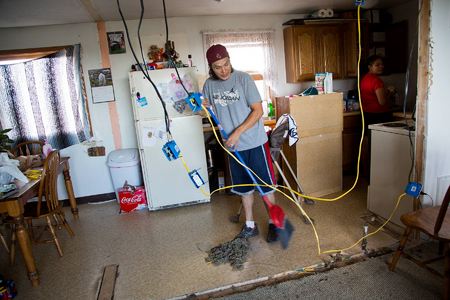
[360,55,394,179]
[360,55,393,128]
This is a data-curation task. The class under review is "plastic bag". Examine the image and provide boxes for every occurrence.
[0,153,28,184]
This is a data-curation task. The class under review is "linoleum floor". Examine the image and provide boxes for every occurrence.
[1,178,399,299]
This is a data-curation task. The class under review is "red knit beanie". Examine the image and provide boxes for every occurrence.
[206,44,229,65]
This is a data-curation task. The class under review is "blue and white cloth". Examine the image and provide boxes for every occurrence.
[274,114,299,146]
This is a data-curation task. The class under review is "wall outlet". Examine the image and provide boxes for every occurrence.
[405,182,422,197]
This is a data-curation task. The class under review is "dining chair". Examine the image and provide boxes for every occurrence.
[13,140,44,157]
[9,150,75,261]
[389,185,450,299]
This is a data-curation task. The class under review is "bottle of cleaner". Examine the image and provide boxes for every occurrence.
[268,100,275,119]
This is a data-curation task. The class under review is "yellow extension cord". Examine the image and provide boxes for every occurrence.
[193,5,408,255]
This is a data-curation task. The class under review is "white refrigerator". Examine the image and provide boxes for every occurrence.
[129,67,210,210]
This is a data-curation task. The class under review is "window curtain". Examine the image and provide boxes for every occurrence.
[203,30,276,93]
[0,44,91,149]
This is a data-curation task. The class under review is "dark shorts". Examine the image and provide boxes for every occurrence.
[229,143,276,196]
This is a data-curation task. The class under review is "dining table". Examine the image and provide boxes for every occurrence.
[0,156,78,287]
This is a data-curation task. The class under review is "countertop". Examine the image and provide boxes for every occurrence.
[343,111,414,119]
[202,117,276,132]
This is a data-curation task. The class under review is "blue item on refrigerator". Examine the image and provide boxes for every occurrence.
[188,169,205,188]
[184,92,203,113]
[162,140,181,161]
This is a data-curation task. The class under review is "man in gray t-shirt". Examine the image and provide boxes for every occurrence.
[202,44,278,243]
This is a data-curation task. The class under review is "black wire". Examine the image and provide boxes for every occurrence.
[162,0,169,45]
[116,0,171,136]
[422,192,434,206]
[162,0,190,96]
[138,0,150,80]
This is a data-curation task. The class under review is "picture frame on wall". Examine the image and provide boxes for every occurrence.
[88,68,116,103]
[107,31,126,54]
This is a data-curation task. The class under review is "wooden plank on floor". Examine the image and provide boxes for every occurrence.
[97,264,119,300]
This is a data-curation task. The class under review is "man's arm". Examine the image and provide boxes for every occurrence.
[225,101,263,148]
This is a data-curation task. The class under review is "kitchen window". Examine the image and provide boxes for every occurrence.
[0,44,92,149]
[202,30,276,102]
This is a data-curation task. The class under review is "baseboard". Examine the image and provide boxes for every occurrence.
[61,192,116,206]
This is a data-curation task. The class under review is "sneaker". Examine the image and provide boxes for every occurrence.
[236,224,259,239]
[266,223,279,243]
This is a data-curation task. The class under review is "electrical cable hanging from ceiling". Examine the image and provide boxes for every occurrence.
[137,0,150,80]
[162,0,190,96]
[116,0,172,136]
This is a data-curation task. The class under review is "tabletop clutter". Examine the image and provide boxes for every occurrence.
[0,153,29,185]
[0,153,31,198]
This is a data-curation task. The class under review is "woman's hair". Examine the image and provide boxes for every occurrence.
[208,65,234,80]
[366,55,384,67]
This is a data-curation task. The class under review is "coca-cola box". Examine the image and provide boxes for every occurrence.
[118,185,147,213]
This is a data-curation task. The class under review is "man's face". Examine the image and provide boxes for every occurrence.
[211,57,232,80]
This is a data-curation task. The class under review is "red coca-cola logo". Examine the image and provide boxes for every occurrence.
[121,194,143,204]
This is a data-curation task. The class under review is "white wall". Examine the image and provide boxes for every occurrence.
[424,0,450,205]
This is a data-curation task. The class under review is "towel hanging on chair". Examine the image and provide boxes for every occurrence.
[274,114,299,147]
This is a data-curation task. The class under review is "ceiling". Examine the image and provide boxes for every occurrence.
[0,0,410,28]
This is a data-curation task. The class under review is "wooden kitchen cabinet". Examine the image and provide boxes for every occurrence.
[284,25,342,82]
[316,26,342,78]
[284,22,368,82]
[284,26,317,82]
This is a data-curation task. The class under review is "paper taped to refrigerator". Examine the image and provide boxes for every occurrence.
[141,124,166,147]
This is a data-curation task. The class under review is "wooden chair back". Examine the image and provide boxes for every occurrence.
[14,140,45,156]
[36,150,60,217]
[435,186,450,236]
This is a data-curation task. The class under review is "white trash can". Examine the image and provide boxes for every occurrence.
[107,148,143,202]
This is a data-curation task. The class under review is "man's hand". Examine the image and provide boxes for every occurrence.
[225,102,263,150]
[225,131,241,150]
[201,97,210,108]
[198,97,210,117]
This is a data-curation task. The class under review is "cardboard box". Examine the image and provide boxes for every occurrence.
[275,93,343,197]
[288,93,343,138]
[118,186,147,213]
[296,132,342,197]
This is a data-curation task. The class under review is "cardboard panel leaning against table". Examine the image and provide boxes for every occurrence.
[275,93,343,197]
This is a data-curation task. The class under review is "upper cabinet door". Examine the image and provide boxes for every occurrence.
[317,26,342,79]
[284,26,316,82]
[294,26,317,81]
